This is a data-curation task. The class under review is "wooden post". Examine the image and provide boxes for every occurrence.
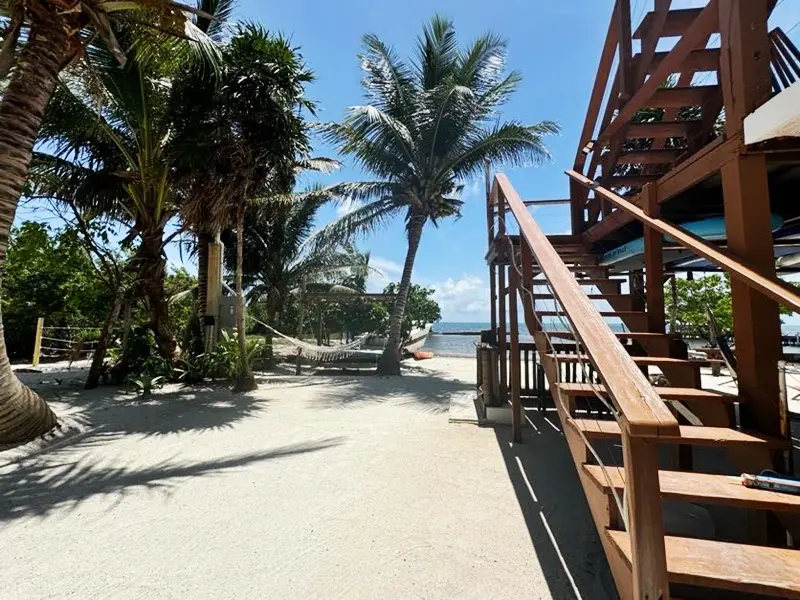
[486,161,497,334]
[498,264,508,403]
[509,261,522,442]
[669,275,678,334]
[623,431,670,600]
[32,317,44,367]
[205,237,222,353]
[618,0,634,101]
[295,277,307,375]
[570,178,585,236]
[719,0,783,441]
[643,184,666,333]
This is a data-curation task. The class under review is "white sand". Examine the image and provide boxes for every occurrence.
[0,357,613,600]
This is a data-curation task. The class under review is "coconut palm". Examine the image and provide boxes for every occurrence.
[169,25,315,391]
[0,2,224,444]
[222,188,368,357]
[318,15,559,374]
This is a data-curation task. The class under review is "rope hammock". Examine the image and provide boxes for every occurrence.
[248,315,374,362]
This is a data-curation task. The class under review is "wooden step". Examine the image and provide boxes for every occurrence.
[637,48,721,75]
[583,465,800,513]
[546,354,708,368]
[531,265,607,275]
[567,418,789,449]
[555,382,738,403]
[626,120,695,139]
[633,8,706,40]
[531,278,623,289]
[617,149,682,165]
[647,85,719,109]
[548,331,666,341]
[536,310,644,320]
[607,530,800,598]
[532,293,633,307]
[608,174,661,189]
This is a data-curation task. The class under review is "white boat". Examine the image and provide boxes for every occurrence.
[403,324,432,353]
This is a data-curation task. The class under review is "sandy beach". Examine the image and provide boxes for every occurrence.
[0,357,615,600]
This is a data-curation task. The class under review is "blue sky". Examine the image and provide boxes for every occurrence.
[15,0,800,322]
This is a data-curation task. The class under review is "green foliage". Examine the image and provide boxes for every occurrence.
[166,268,198,341]
[2,222,111,358]
[667,275,732,342]
[383,283,441,340]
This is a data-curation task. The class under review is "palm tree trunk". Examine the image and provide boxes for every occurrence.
[138,228,179,362]
[197,229,211,322]
[234,197,256,392]
[377,214,426,376]
[0,22,78,443]
[85,288,125,390]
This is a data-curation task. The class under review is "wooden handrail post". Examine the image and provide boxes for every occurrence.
[623,430,671,600]
[486,160,498,336]
[32,317,44,367]
[643,184,666,333]
[497,192,508,402]
[509,261,522,442]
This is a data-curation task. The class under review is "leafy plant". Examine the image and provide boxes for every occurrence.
[130,375,165,399]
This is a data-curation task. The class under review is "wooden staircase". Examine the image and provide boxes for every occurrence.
[522,237,800,599]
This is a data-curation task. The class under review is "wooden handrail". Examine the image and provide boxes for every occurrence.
[494,173,679,438]
[566,169,800,313]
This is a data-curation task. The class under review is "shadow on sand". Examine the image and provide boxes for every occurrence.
[493,408,619,600]
[0,437,345,522]
[308,367,475,414]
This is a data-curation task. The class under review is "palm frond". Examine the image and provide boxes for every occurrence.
[309,197,403,250]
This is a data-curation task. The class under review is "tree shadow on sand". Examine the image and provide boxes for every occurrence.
[308,367,475,414]
[0,437,344,522]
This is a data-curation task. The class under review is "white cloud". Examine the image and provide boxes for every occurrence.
[431,274,489,320]
[336,197,363,217]
[366,256,404,292]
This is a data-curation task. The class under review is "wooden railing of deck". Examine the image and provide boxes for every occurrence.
[493,173,675,599]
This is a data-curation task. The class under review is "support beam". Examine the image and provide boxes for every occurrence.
[719,0,783,441]
[509,261,522,443]
[643,184,666,334]
[486,161,497,334]
[618,0,634,100]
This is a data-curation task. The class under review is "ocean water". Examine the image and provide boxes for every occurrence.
[424,322,800,358]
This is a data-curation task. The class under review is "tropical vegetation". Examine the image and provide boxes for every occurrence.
[317,15,559,374]
[0,7,553,444]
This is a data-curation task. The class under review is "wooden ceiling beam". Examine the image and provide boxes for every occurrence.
[635,48,721,74]
[598,0,720,144]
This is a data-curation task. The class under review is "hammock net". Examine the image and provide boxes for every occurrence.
[248,315,374,362]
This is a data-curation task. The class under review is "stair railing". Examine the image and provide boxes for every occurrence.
[495,173,676,600]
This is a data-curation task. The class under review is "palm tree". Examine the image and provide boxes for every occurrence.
[0,1,223,444]
[222,188,368,357]
[319,15,560,374]
[170,25,315,391]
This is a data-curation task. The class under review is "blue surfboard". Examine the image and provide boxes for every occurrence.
[600,215,785,266]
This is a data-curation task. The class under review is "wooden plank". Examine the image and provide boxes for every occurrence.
[548,354,708,368]
[556,382,739,403]
[608,174,661,189]
[622,431,669,600]
[607,531,800,598]
[509,257,522,442]
[549,331,669,341]
[633,8,705,39]
[574,1,620,170]
[626,120,694,138]
[486,161,497,334]
[568,170,800,314]
[599,1,720,143]
[568,418,789,448]
[643,184,666,333]
[637,48,721,74]
[647,85,719,108]
[583,465,800,512]
[494,173,678,438]
[497,192,508,402]
[617,149,681,164]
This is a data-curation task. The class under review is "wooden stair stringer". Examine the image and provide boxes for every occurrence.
[534,333,636,599]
